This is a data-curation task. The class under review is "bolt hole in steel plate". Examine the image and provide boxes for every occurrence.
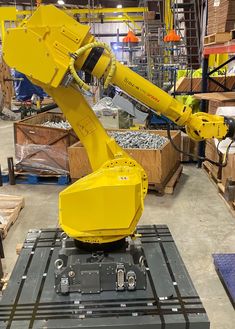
[55,258,63,269]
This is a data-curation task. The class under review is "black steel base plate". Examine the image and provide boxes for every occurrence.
[0,226,209,328]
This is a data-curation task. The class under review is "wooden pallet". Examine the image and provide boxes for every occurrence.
[0,273,10,292]
[202,162,221,185]
[164,165,183,194]
[12,171,70,186]
[217,183,235,217]
[204,32,231,46]
[0,195,24,238]
[203,166,235,217]
[148,164,183,195]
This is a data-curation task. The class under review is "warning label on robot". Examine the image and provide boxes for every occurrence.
[77,116,96,137]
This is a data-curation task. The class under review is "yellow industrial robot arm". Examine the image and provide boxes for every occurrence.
[3,5,235,245]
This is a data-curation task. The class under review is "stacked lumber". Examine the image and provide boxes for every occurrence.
[207,0,235,35]
[0,195,24,238]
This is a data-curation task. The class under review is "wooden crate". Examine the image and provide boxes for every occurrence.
[0,59,14,111]
[180,132,199,162]
[0,195,24,238]
[14,111,78,174]
[204,32,231,46]
[68,130,181,190]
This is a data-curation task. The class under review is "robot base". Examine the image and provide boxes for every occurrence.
[0,226,209,329]
[54,236,147,294]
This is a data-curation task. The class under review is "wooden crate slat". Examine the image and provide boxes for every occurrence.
[164,165,183,194]
[0,209,14,216]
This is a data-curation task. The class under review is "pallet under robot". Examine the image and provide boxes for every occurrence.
[0,225,209,329]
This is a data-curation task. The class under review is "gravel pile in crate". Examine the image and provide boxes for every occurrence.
[109,131,168,149]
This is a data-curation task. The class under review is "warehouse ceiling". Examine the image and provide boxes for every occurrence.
[0,0,141,7]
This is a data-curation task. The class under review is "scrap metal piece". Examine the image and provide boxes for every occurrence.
[109,130,168,149]
[41,120,71,129]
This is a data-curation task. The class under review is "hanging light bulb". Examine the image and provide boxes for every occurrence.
[57,0,65,5]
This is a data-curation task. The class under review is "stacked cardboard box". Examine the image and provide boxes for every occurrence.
[207,0,235,34]
[207,0,217,34]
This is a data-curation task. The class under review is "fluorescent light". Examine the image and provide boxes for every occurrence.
[117,4,122,8]
[57,0,65,5]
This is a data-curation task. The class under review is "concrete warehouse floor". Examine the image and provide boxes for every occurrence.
[0,119,235,328]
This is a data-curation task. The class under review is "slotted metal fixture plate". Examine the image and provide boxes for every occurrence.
[0,226,209,328]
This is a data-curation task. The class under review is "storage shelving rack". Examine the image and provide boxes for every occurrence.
[198,41,235,165]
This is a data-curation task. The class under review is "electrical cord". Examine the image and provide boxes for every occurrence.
[165,121,232,168]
